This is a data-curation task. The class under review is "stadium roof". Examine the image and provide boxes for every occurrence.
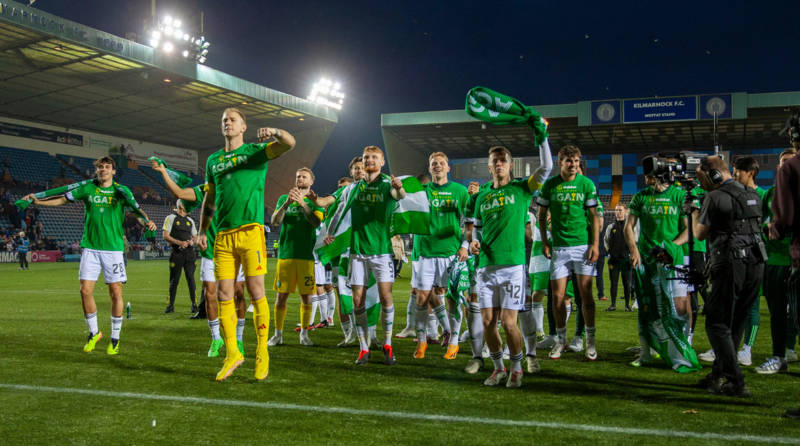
[381,91,800,174]
[0,1,338,154]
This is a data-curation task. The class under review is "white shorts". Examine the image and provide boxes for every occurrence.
[338,273,352,296]
[200,257,244,283]
[550,245,597,280]
[79,249,127,284]
[314,261,333,285]
[475,264,525,311]
[681,256,694,294]
[411,255,455,291]
[410,260,418,289]
[349,253,394,286]
[671,264,689,298]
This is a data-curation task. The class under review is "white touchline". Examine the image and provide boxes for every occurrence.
[1,383,798,444]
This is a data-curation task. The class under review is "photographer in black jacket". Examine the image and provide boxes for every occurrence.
[691,155,765,397]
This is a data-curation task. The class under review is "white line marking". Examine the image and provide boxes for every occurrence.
[1,383,797,443]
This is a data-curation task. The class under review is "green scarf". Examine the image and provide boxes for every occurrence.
[15,179,150,223]
[634,260,701,373]
[464,86,549,146]
[148,156,192,188]
[15,179,95,209]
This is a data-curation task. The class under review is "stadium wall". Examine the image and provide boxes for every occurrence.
[0,116,198,172]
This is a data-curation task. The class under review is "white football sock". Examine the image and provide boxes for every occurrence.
[85,312,98,335]
[433,299,451,332]
[110,316,122,341]
[382,305,394,346]
[236,318,245,342]
[468,303,483,357]
[208,318,221,340]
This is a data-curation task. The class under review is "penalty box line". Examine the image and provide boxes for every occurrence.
[1,383,797,444]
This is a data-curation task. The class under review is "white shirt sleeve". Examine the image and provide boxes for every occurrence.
[532,138,553,184]
[187,217,197,236]
[163,214,175,233]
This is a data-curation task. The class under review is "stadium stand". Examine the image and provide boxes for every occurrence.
[0,146,62,187]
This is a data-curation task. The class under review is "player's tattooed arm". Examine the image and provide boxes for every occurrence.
[308,189,335,208]
[290,187,321,227]
[258,127,296,160]
[271,192,293,226]
[197,186,215,251]
[199,183,216,233]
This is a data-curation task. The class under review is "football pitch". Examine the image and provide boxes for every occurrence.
[1,260,798,444]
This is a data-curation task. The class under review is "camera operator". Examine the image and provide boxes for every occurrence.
[625,171,695,370]
[692,155,765,398]
[732,157,768,365]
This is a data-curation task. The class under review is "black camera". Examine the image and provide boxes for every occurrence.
[641,151,706,185]
[779,109,800,144]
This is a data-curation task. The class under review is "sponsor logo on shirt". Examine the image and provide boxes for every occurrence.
[211,154,249,175]
[90,195,115,204]
[479,192,516,213]
[356,191,385,203]
[554,192,585,202]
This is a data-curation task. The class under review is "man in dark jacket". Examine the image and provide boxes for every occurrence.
[769,145,800,418]
[604,203,632,311]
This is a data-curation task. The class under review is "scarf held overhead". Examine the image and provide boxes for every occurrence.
[464,86,549,147]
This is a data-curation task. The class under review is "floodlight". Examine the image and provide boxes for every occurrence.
[152,30,161,40]
[163,15,173,26]
[183,33,190,41]
[200,48,209,56]
[173,19,181,28]
[308,77,345,110]
[149,38,159,48]
[182,50,189,58]
[163,42,174,53]
[165,26,173,35]
[202,41,210,49]
[197,56,206,64]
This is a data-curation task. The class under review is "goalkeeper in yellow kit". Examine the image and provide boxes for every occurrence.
[199,107,296,381]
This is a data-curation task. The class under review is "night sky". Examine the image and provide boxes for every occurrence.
[32,0,800,191]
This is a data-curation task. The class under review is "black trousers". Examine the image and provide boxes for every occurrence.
[18,251,27,269]
[764,264,792,358]
[168,248,197,306]
[608,257,632,308]
[595,255,605,298]
[705,253,764,386]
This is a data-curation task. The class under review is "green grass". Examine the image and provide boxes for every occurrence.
[0,260,798,444]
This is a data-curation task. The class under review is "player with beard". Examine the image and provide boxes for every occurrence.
[269,168,323,346]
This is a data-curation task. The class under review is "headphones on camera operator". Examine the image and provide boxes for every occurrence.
[699,158,724,185]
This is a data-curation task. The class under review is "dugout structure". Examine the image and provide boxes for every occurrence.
[0,0,338,211]
[382,91,800,203]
